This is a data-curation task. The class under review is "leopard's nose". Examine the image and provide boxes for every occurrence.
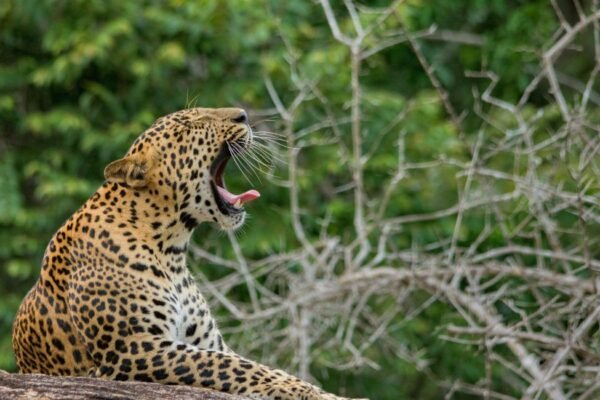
[231,110,248,124]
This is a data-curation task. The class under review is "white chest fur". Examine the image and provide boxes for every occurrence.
[166,265,223,350]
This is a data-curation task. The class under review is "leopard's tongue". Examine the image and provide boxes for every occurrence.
[217,186,260,205]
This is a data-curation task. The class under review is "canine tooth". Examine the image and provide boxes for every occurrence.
[233,200,241,208]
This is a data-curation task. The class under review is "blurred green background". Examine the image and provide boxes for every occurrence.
[0,1,596,399]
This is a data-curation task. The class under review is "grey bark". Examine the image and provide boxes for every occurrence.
[0,370,247,400]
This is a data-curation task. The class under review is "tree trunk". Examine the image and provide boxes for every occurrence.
[0,370,247,400]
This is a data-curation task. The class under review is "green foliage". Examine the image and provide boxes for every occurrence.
[0,1,586,399]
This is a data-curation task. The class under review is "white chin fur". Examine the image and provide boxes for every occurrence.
[217,211,246,231]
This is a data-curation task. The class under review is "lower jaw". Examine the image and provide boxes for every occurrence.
[215,210,246,231]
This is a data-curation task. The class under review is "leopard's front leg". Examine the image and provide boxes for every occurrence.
[68,270,366,400]
[88,336,356,400]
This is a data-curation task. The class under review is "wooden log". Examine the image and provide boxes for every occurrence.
[0,370,248,399]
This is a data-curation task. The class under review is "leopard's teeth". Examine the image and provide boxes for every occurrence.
[233,200,242,208]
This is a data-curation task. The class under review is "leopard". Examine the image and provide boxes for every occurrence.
[12,107,366,400]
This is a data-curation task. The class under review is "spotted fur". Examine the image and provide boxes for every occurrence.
[12,108,364,400]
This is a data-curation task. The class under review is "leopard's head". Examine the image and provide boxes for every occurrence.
[104,107,260,231]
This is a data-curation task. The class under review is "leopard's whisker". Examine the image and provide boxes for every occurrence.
[248,147,279,169]
[250,142,287,165]
[253,129,285,137]
[235,151,268,180]
[243,145,278,172]
[226,142,256,184]
[185,92,202,109]
[229,142,265,181]
[253,138,291,152]
[253,130,287,139]
[253,132,288,145]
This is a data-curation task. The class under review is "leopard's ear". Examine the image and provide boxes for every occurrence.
[104,156,150,188]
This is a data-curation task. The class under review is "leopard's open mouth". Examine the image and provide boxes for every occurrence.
[210,142,260,216]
